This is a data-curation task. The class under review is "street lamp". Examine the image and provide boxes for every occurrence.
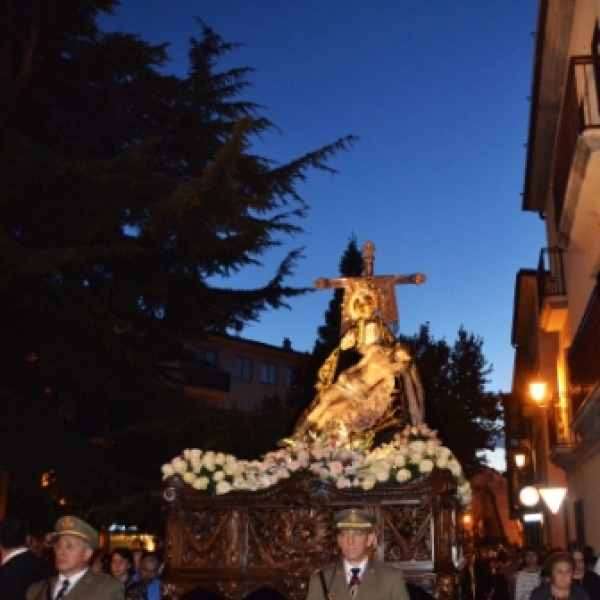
[528,380,548,405]
[519,485,567,514]
[519,485,540,507]
[514,451,527,469]
[538,487,567,514]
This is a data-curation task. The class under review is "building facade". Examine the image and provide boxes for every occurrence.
[508,0,600,550]
[160,333,308,411]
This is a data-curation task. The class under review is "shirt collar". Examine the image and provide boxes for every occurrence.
[1,547,28,565]
[344,558,368,581]
[57,567,88,589]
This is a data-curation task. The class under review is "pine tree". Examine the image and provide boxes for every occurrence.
[0,2,356,527]
[400,323,502,476]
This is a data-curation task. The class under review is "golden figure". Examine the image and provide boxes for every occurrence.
[294,242,426,436]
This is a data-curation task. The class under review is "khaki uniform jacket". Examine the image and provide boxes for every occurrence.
[306,559,410,600]
[26,570,125,600]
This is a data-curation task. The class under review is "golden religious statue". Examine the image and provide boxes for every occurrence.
[294,242,426,436]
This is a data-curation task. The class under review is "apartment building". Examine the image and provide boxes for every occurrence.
[160,333,308,411]
[507,0,600,549]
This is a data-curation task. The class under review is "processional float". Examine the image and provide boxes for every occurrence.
[161,242,470,600]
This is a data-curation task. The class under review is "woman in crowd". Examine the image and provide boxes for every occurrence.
[531,552,590,600]
[569,542,600,600]
[110,546,147,600]
[515,547,542,600]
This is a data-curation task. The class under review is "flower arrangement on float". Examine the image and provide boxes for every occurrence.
[161,423,472,508]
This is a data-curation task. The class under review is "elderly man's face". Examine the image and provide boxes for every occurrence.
[54,535,93,578]
[337,530,375,565]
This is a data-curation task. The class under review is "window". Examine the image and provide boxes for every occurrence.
[286,366,295,388]
[234,356,253,381]
[261,362,278,385]
[193,347,218,365]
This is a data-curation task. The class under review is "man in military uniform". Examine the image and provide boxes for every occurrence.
[27,516,124,600]
[306,508,410,600]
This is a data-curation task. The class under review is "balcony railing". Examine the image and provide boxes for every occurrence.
[548,396,577,450]
[569,282,600,397]
[536,247,566,310]
[552,56,600,228]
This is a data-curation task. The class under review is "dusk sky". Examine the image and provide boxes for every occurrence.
[98,2,543,410]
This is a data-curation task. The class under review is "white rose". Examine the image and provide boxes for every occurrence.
[203,451,215,462]
[225,454,237,465]
[436,446,451,459]
[204,462,216,472]
[409,452,423,465]
[336,478,351,489]
[419,459,434,474]
[459,482,471,494]
[191,458,203,473]
[183,472,197,484]
[171,458,188,474]
[192,476,209,490]
[409,440,425,454]
[375,469,390,483]
[329,461,343,475]
[436,456,449,469]
[183,449,192,460]
[212,470,225,482]
[216,481,232,495]
[393,454,406,468]
[224,464,237,477]
[361,475,376,491]
[396,468,412,483]
[189,449,202,460]
[161,464,175,479]
[215,452,226,466]
[425,440,439,455]
[448,459,462,477]
[297,450,309,462]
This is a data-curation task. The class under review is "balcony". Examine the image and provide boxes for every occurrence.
[569,282,600,392]
[552,56,600,230]
[536,247,567,332]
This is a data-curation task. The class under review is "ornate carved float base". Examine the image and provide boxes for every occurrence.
[162,470,462,600]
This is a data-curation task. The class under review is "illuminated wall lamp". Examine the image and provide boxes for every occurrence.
[528,380,548,406]
[519,485,567,514]
[519,485,540,507]
[514,452,527,469]
[538,487,567,514]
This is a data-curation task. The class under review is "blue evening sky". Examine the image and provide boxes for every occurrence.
[98,2,543,466]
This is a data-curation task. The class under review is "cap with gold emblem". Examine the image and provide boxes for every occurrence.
[50,516,99,549]
[334,508,376,530]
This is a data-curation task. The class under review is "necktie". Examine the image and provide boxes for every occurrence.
[349,568,361,596]
[55,580,70,599]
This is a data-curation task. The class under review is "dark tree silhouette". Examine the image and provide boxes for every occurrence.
[0,1,355,529]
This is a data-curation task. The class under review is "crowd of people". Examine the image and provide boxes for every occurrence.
[459,543,600,600]
[0,516,163,600]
